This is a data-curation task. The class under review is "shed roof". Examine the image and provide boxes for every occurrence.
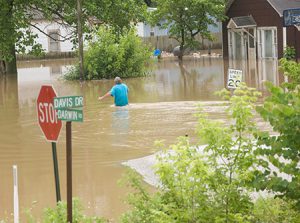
[267,0,300,17]
[227,15,257,29]
[226,0,300,17]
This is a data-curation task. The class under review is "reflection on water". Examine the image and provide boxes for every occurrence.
[112,108,129,133]
[111,107,130,147]
[224,58,282,91]
[0,57,279,221]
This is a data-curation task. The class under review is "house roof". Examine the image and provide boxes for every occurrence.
[267,0,300,17]
[227,15,257,28]
[226,0,300,17]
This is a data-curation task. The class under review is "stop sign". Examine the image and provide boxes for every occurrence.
[37,85,62,142]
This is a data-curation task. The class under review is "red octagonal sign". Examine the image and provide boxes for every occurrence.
[37,85,62,142]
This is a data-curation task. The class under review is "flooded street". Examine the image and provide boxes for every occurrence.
[0,57,279,221]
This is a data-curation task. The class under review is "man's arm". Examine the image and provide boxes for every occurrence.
[98,91,111,100]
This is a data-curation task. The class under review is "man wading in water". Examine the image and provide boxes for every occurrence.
[98,77,129,106]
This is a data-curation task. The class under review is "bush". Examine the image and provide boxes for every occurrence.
[64,27,152,80]
[255,59,300,208]
[253,197,300,223]
[24,198,107,223]
[121,84,262,223]
[283,46,296,61]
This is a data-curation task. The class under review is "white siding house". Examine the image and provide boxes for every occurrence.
[29,20,74,53]
[26,8,222,54]
[136,21,169,37]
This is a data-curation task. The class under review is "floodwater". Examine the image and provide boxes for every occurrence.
[0,57,280,222]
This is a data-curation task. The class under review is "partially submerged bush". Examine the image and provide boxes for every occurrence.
[64,27,152,80]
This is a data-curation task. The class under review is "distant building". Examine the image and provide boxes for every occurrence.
[136,21,169,37]
[223,0,300,60]
[136,7,222,36]
[28,13,74,53]
[26,7,222,55]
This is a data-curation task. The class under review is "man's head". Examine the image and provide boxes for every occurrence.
[114,76,122,84]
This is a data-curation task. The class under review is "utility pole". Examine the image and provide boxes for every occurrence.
[77,0,84,81]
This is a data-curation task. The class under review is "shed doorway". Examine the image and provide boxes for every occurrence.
[227,16,257,60]
[257,27,278,59]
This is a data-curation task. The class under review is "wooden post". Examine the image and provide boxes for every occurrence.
[66,121,72,223]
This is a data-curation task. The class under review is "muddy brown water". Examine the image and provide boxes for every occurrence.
[0,57,279,221]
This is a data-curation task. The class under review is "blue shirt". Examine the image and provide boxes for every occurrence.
[110,83,129,106]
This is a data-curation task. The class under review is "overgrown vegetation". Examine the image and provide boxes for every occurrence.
[121,84,261,222]
[121,59,300,222]
[283,46,296,61]
[64,27,152,80]
[254,58,300,208]
[24,198,107,223]
[253,197,300,223]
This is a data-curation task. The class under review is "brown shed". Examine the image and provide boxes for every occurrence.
[223,0,300,60]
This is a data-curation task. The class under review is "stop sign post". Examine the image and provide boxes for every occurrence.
[37,85,62,202]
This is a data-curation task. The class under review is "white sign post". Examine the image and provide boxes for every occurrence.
[13,165,19,223]
[227,69,243,89]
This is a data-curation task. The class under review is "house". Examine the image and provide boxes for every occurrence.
[136,8,222,51]
[25,7,222,55]
[28,12,74,54]
[223,0,300,60]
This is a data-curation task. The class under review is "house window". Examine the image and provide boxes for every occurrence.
[48,30,60,52]
[257,27,277,59]
[150,27,155,36]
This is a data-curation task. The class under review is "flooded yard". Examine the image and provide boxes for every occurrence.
[0,57,280,221]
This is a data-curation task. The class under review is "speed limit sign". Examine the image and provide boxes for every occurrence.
[227,69,242,89]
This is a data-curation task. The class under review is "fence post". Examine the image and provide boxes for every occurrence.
[13,165,19,223]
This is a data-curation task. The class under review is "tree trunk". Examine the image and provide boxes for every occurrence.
[77,0,84,81]
[0,60,6,75]
[6,45,17,74]
[178,28,185,61]
[5,0,17,75]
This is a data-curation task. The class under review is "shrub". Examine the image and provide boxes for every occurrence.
[24,198,107,223]
[253,197,300,223]
[283,46,296,61]
[254,59,300,208]
[64,27,152,80]
[121,84,262,223]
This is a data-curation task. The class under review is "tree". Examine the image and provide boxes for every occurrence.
[0,0,148,76]
[0,0,75,74]
[254,59,300,208]
[150,0,226,60]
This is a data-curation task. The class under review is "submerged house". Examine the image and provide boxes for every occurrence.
[223,0,300,60]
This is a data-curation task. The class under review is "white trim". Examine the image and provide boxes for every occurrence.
[295,24,300,31]
[227,19,238,29]
[266,0,282,17]
[283,27,287,49]
[227,18,256,29]
[257,27,278,59]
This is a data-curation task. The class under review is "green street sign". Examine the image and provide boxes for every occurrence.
[54,96,84,110]
[56,109,83,122]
